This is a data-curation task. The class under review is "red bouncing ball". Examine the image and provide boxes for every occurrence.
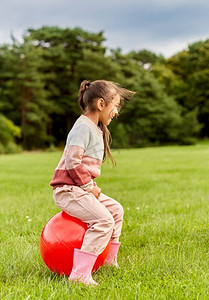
[40,212,111,276]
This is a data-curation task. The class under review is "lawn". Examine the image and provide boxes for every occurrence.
[0,144,209,299]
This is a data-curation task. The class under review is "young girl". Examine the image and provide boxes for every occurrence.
[50,79,135,286]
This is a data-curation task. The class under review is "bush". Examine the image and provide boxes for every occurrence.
[0,114,22,154]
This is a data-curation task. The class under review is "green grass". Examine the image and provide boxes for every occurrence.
[1,143,209,299]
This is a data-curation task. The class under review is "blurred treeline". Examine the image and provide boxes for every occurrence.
[0,26,209,153]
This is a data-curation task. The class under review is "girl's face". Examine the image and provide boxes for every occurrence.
[98,93,121,126]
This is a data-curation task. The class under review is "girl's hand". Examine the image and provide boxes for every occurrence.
[91,186,101,199]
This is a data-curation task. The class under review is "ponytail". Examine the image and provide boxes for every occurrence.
[78,80,91,110]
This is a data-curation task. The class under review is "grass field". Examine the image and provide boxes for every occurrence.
[0,143,209,299]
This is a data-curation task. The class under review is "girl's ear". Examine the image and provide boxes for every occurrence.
[97,98,106,111]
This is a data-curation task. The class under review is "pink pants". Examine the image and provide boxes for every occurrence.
[53,185,124,255]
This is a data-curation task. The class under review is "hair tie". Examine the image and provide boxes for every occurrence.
[86,82,91,88]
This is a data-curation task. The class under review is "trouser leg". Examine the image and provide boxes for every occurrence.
[98,193,124,243]
[53,186,115,255]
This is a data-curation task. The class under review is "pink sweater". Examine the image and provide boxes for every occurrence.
[50,115,104,191]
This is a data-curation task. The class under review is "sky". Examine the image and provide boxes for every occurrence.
[1,0,209,58]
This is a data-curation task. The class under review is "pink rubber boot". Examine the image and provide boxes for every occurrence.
[69,249,98,286]
[104,242,121,268]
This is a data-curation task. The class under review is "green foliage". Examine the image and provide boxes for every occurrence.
[0,114,22,153]
[23,26,113,144]
[129,49,165,70]
[165,40,209,137]
[0,42,49,149]
[1,26,209,150]
[166,50,188,80]
[152,63,180,95]
[124,73,182,146]
[109,122,130,148]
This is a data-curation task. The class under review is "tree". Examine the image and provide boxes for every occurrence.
[0,114,21,153]
[25,26,115,144]
[110,49,200,146]
[0,42,49,149]
[166,40,209,137]
[0,26,205,150]
[129,49,165,70]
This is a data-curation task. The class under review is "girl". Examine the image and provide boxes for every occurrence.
[50,79,135,286]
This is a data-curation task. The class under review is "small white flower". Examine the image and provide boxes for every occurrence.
[145,205,149,208]
[28,219,32,222]
[26,216,30,219]
[136,207,139,210]
[127,207,130,210]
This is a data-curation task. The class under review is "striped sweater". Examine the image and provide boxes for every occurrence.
[50,115,104,191]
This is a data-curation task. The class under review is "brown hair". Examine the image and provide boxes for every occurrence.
[78,79,135,165]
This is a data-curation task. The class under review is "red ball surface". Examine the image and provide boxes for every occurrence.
[40,212,110,276]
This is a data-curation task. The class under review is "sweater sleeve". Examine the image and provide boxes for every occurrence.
[65,124,94,191]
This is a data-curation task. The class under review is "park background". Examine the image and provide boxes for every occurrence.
[1,26,209,152]
[1,1,209,299]
[1,0,209,152]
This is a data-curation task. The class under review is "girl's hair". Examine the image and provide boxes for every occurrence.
[78,79,135,165]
